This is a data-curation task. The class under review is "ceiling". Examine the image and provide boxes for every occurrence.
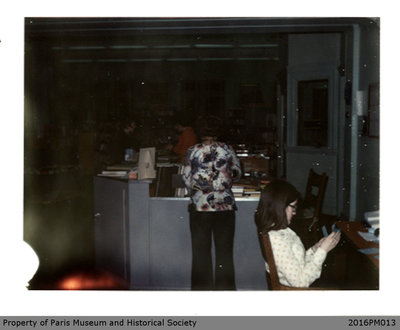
[24,17,377,64]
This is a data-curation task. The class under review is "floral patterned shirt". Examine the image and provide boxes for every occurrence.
[182,142,242,212]
[267,228,327,287]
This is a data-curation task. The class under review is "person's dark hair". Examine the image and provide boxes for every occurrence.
[255,179,300,234]
[172,114,190,127]
[196,114,223,139]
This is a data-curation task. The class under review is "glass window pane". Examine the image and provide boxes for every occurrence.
[297,79,328,147]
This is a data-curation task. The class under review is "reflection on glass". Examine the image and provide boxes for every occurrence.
[297,79,328,147]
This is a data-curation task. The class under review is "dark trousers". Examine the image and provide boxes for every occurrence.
[189,210,236,290]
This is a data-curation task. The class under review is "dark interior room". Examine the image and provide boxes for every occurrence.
[23,17,380,290]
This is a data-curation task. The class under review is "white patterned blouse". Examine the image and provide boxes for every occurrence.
[267,227,327,287]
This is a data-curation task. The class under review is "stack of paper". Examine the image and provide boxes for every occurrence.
[232,186,244,197]
[358,231,379,242]
[358,247,379,256]
[243,188,261,197]
[98,170,128,177]
[364,210,379,229]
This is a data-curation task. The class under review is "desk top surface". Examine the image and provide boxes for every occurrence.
[335,221,379,268]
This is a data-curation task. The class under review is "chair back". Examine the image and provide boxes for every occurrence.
[290,169,328,248]
[261,233,282,290]
[304,169,328,222]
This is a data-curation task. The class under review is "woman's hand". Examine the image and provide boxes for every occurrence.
[319,232,341,253]
[312,237,325,252]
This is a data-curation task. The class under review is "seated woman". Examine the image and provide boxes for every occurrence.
[255,179,341,288]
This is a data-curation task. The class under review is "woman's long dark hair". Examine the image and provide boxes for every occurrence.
[255,179,300,234]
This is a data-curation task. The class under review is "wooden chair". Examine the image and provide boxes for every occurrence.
[260,233,336,290]
[303,168,328,228]
[291,169,328,248]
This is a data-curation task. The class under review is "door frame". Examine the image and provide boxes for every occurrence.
[285,63,342,215]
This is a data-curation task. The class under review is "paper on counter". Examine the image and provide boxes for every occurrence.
[98,170,128,177]
[358,247,379,255]
[358,231,378,242]
[101,171,128,175]
[364,210,379,228]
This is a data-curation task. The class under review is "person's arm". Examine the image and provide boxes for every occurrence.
[181,147,194,190]
[227,145,242,181]
[304,237,324,262]
[270,231,327,287]
[319,232,341,252]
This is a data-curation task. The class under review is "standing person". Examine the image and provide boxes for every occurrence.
[167,118,198,163]
[182,115,242,290]
[255,179,341,288]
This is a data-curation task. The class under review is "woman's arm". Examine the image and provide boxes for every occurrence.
[182,147,194,190]
[270,231,327,287]
[227,145,242,181]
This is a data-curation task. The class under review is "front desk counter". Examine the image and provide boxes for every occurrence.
[94,176,267,290]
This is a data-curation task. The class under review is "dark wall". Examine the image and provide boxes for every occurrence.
[24,24,286,172]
